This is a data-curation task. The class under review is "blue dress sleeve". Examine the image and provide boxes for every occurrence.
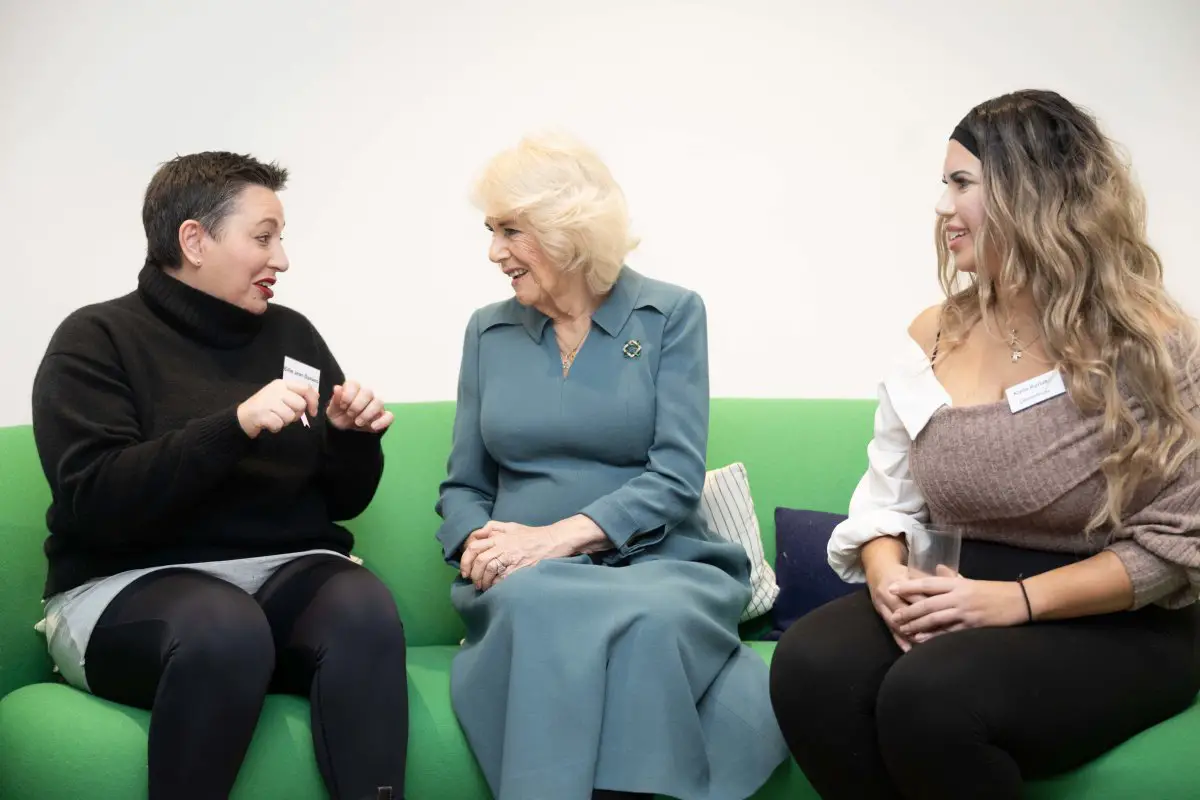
[435,311,499,564]
[579,290,709,556]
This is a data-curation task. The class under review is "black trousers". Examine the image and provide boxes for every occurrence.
[84,554,408,800]
[768,541,1200,800]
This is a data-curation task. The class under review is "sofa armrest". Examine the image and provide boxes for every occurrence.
[0,524,55,698]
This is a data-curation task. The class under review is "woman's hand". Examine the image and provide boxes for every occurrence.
[457,527,493,577]
[890,566,1029,642]
[457,515,612,591]
[867,562,922,653]
[862,536,922,653]
[459,522,569,591]
[237,379,319,438]
[327,381,394,433]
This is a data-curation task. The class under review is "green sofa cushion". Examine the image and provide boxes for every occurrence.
[6,637,1197,798]
[0,424,56,700]
[405,646,492,800]
[0,683,326,799]
[0,645,808,800]
[0,646,496,800]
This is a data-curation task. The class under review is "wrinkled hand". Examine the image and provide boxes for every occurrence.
[459,521,566,591]
[237,379,319,439]
[457,527,492,576]
[890,566,1028,643]
[867,559,923,653]
[327,380,393,433]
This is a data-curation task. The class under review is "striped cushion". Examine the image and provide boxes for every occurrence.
[699,462,780,621]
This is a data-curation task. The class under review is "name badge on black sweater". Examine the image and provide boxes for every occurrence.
[283,356,321,427]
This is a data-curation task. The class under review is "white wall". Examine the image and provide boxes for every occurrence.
[2,0,1198,426]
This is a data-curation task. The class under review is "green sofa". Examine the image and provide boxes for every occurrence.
[1,399,1198,799]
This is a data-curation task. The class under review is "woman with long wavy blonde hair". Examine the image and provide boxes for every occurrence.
[770,89,1200,799]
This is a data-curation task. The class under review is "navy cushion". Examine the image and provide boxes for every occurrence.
[767,507,858,639]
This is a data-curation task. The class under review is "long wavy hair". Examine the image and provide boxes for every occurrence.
[934,89,1199,533]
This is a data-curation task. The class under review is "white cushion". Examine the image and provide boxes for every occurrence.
[699,462,780,622]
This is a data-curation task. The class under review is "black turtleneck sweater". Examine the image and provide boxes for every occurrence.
[31,265,386,597]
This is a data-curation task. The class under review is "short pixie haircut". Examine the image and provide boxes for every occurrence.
[471,133,639,295]
[143,151,288,270]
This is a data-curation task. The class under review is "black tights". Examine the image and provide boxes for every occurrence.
[769,542,1200,799]
[85,554,408,800]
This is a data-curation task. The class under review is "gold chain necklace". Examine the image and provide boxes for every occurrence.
[983,311,1042,363]
[556,327,590,377]
[1004,326,1043,363]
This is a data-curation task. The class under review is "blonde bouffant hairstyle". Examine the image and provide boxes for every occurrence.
[471,132,639,295]
[934,89,1200,534]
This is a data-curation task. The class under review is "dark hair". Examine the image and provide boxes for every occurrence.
[142,151,289,269]
[955,89,1109,197]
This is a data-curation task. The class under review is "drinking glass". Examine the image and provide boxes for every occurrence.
[906,523,962,579]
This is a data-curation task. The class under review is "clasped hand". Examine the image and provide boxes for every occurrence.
[459,521,566,591]
[888,565,1029,644]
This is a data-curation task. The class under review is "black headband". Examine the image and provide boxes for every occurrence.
[950,120,980,159]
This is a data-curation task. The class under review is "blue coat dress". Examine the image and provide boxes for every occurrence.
[436,267,788,799]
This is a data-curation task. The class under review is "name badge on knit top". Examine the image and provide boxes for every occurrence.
[283,357,321,427]
[1005,369,1066,413]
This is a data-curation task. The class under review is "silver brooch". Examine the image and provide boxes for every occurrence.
[623,340,642,359]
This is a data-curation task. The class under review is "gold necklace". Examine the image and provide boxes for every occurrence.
[983,311,1042,363]
[1004,326,1043,363]
[556,327,590,376]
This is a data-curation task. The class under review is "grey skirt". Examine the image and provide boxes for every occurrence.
[37,548,350,691]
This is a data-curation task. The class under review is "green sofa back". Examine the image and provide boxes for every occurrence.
[0,398,876,699]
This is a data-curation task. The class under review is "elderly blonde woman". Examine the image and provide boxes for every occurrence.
[435,134,788,800]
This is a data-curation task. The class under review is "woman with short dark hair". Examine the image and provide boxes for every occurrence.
[33,151,408,800]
